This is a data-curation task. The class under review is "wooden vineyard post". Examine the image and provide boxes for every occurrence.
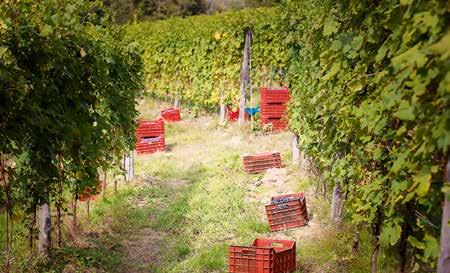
[174,70,180,109]
[220,104,226,124]
[238,28,252,127]
[123,152,134,183]
[38,190,51,257]
[438,157,450,273]
[330,185,344,223]
[101,171,107,199]
[292,133,299,165]
[300,151,306,172]
[219,83,226,124]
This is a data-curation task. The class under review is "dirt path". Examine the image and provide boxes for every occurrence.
[121,228,167,273]
[117,173,189,273]
[119,113,326,272]
[252,168,325,241]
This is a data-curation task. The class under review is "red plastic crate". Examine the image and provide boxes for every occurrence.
[265,193,309,232]
[260,87,290,103]
[136,118,166,154]
[228,107,250,122]
[243,152,282,174]
[260,118,288,131]
[260,87,289,130]
[228,107,240,121]
[161,108,181,122]
[229,238,296,273]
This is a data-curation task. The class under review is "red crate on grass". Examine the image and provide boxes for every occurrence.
[260,118,288,131]
[229,238,296,273]
[228,107,240,122]
[136,119,165,154]
[265,193,309,232]
[228,107,250,122]
[243,152,282,174]
[161,108,181,122]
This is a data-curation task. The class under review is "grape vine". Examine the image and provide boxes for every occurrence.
[125,7,287,109]
[283,0,449,270]
[0,0,143,266]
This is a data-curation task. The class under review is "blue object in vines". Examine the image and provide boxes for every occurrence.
[245,106,260,116]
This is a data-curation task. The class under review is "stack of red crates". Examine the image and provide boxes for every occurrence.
[136,118,165,154]
[265,193,309,232]
[161,108,181,122]
[243,152,282,174]
[229,238,296,273]
[260,87,290,130]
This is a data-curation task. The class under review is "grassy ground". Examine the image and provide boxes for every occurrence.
[1,99,398,273]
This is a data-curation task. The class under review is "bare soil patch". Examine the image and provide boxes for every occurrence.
[121,228,167,273]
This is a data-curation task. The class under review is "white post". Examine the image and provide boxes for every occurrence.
[124,152,134,182]
[38,191,51,257]
[330,185,344,223]
[292,133,299,165]
[220,104,226,124]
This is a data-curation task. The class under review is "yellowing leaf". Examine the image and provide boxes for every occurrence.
[323,62,340,81]
[350,35,364,51]
[348,79,363,92]
[80,47,87,58]
[413,12,439,34]
[323,18,339,36]
[0,46,14,65]
[414,171,431,197]
[0,19,7,34]
[400,0,413,5]
[429,32,450,60]
[214,32,221,41]
[41,24,53,37]
[392,46,428,71]
[408,236,425,249]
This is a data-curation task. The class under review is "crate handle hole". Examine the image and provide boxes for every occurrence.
[242,249,256,256]
[271,242,284,248]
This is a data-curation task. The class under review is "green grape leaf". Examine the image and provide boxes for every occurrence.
[323,18,339,36]
[394,100,415,121]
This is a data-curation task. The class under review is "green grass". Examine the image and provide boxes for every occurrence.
[1,111,399,273]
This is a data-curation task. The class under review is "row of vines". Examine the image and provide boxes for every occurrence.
[0,0,143,271]
[125,7,287,109]
[283,0,449,272]
[126,0,449,271]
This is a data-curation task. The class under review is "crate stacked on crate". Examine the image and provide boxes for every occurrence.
[243,152,282,174]
[260,87,290,130]
[229,238,296,273]
[136,118,165,154]
[161,108,181,122]
[265,193,309,232]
